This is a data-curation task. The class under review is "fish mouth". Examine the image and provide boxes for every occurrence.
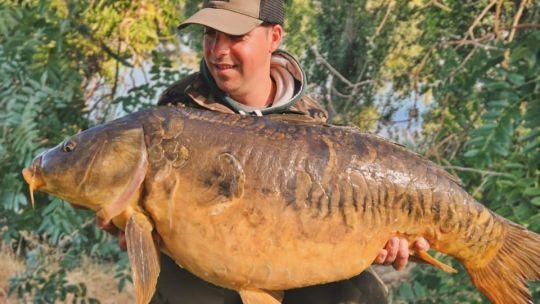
[22,156,46,208]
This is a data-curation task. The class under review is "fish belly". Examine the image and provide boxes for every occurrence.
[145,184,394,290]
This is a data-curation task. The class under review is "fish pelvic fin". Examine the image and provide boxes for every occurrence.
[239,289,284,304]
[411,249,457,273]
[126,212,160,304]
[463,221,540,304]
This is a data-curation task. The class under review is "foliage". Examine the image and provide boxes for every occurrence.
[9,241,100,304]
[389,1,540,302]
[1,0,538,303]
[0,0,184,302]
[297,0,539,302]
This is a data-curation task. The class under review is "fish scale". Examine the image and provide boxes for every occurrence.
[22,106,539,304]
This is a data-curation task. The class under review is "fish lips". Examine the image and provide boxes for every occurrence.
[22,155,47,208]
[22,156,46,190]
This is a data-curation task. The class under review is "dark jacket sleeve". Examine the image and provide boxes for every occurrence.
[291,95,329,123]
[157,72,202,107]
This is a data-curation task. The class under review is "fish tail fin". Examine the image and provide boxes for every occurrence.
[463,221,540,304]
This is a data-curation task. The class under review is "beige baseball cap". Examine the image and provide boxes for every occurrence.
[178,0,285,35]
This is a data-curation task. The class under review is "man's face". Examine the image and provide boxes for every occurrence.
[203,25,281,97]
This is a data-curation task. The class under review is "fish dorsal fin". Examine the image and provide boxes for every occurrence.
[364,133,464,186]
[266,113,329,126]
[126,212,160,304]
[411,249,457,273]
[239,289,284,304]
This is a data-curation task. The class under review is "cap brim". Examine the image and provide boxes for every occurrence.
[178,8,263,36]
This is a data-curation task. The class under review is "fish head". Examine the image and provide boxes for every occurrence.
[22,118,147,212]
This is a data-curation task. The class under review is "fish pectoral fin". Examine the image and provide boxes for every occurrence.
[239,289,284,304]
[125,212,160,304]
[412,249,457,273]
[97,131,148,223]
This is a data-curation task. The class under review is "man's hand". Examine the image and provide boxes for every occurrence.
[96,217,127,251]
[373,237,429,271]
[68,203,127,251]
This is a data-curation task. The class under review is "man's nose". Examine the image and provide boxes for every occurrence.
[210,32,231,56]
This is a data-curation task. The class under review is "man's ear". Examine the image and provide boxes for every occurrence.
[269,24,283,53]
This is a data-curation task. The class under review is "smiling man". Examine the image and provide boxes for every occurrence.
[202,25,279,108]
[149,0,430,303]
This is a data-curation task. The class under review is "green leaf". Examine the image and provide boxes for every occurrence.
[510,46,531,64]
[523,140,540,154]
[487,100,509,108]
[503,162,525,170]
[507,73,525,86]
[524,188,540,197]
[484,81,510,90]
[399,283,415,300]
[483,109,501,120]
[531,197,540,206]
[463,149,480,158]
[413,281,427,297]
[519,129,539,142]
[473,123,496,136]
[499,91,521,102]
[465,136,484,147]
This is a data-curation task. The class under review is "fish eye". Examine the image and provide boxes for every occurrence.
[62,140,76,152]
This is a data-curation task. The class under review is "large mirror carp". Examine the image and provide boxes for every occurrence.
[22,106,539,304]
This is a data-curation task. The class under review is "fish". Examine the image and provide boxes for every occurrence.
[22,105,539,304]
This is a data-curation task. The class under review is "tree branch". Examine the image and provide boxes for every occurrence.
[450,45,478,78]
[448,36,499,50]
[442,165,508,177]
[507,0,529,44]
[324,75,338,119]
[513,23,540,29]
[311,46,374,91]
[464,0,498,41]
[374,1,393,38]
[413,34,497,83]
[503,0,530,68]
[430,0,452,12]
[311,46,354,87]
[494,0,504,39]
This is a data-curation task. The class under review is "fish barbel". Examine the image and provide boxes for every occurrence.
[22,106,539,304]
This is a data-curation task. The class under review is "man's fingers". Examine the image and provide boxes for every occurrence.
[118,231,127,251]
[95,216,127,252]
[374,237,431,269]
[96,217,119,235]
[375,249,388,264]
[415,237,430,251]
[384,237,399,265]
[69,203,88,210]
[393,238,409,271]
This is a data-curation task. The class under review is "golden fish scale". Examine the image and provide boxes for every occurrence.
[140,107,506,290]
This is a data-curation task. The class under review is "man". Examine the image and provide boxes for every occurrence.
[102,0,430,303]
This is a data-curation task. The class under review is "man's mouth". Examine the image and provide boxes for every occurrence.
[214,63,237,70]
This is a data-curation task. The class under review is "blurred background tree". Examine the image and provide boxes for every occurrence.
[0,0,538,303]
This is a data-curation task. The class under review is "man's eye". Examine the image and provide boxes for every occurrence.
[204,29,216,36]
[230,34,244,41]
